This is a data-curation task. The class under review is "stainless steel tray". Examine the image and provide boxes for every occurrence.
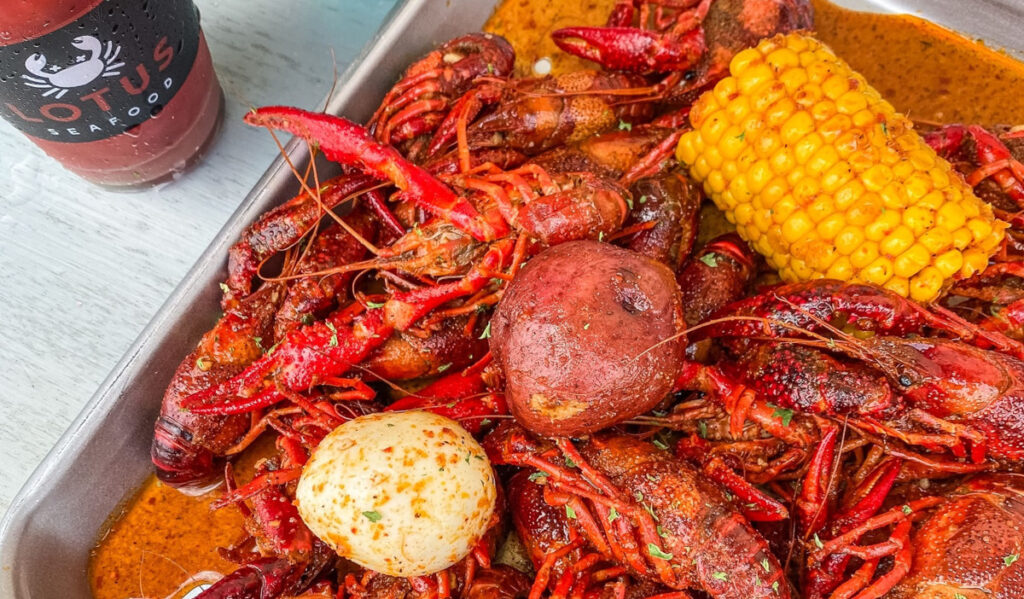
[1,0,1020,597]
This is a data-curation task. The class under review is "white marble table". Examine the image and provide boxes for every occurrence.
[0,0,398,516]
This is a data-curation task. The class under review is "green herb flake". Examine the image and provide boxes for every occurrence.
[698,420,708,439]
[657,525,669,538]
[638,195,648,204]
[301,313,315,326]
[767,403,794,426]
[326,321,339,347]
[953,594,967,599]
[363,511,382,522]
[772,581,780,593]
[761,558,771,572]
[901,504,913,515]
[881,122,889,135]
[608,507,620,523]
[253,336,263,350]
[437,363,452,373]
[699,253,720,268]
[219,282,230,294]
[736,131,746,141]
[366,301,386,309]
[479,322,492,340]
[583,322,591,330]
[565,456,577,468]
[565,505,577,519]
[528,472,548,484]
[598,231,605,242]
[195,356,211,370]
[647,544,673,560]
[1005,553,1019,566]
[813,534,824,549]
[626,197,634,210]
[618,120,632,131]
[634,490,644,502]
[652,438,669,451]
[712,572,728,582]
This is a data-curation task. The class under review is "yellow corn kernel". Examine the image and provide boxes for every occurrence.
[951,227,973,249]
[862,256,895,285]
[817,213,846,240]
[919,227,953,255]
[879,225,914,256]
[902,205,935,236]
[835,226,866,255]
[850,242,880,269]
[883,277,909,297]
[962,249,990,277]
[909,267,945,302]
[730,47,764,76]
[738,63,775,95]
[935,202,967,231]
[679,32,1005,303]
[967,217,994,243]
[765,47,801,71]
[826,256,854,280]
[865,211,901,242]
[782,210,815,243]
[933,250,964,278]
[893,243,931,278]
[779,67,809,93]
[781,111,815,144]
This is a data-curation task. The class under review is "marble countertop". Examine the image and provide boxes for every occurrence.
[0,0,398,515]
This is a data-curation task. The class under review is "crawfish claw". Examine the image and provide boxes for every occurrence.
[552,26,705,74]
[244,106,508,242]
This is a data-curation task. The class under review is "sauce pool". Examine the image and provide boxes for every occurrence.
[88,1,1024,597]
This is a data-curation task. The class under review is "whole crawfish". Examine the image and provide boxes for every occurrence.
[552,0,814,103]
[485,422,791,599]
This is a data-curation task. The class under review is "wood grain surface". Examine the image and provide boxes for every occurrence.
[0,0,398,516]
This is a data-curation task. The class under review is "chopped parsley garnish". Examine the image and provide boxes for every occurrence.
[647,544,673,560]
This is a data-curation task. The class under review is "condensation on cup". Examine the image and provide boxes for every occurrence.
[0,0,224,189]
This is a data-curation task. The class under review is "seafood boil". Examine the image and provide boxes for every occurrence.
[89,1,1024,599]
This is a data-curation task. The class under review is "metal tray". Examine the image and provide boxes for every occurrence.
[1,0,1020,597]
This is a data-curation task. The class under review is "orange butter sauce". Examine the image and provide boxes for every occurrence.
[88,1,1024,597]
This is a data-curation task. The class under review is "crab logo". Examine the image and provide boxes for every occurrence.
[20,35,124,99]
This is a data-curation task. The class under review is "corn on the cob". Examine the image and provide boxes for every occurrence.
[676,32,1006,302]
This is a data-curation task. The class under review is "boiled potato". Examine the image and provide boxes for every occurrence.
[490,240,685,436]
[296,411,496,576]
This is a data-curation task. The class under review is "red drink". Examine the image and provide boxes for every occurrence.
[0,0,224,188]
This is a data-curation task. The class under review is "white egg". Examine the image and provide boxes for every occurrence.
[296,411,497,577]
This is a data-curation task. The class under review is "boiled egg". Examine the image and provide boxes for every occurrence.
[296,411,496,577]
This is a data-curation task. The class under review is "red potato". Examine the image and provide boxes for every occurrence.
[490,240,685,436]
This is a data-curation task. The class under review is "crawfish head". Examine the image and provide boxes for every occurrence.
[841,335,1024,460]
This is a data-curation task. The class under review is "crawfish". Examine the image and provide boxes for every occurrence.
[224,174,382,303]
[507,469,674,599]
[152,283,284,491]
[244,107,631,331]
[485,422,791,599]
[272,209,376,341]
[887,474,1024,599]
[552,0,814,104]
[364,313,489,381]
[368,32,515,155]
[450,70,656,157]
